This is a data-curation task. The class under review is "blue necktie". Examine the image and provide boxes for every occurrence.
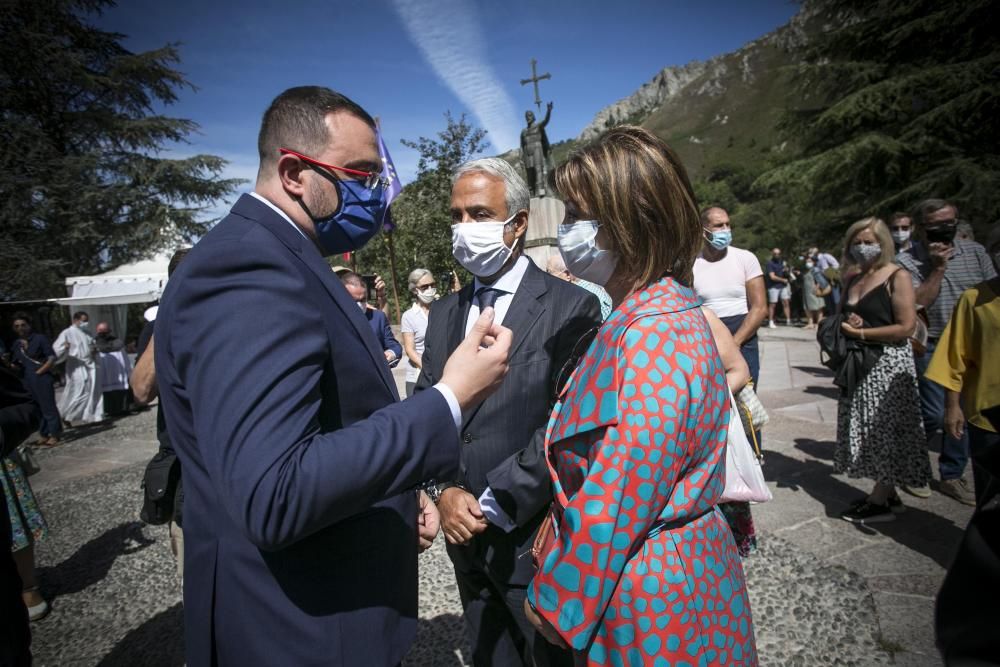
[475,286,504,310]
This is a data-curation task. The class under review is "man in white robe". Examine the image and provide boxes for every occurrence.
[54,311,103,424]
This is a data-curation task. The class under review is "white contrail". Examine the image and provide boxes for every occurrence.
[390,0,520,153]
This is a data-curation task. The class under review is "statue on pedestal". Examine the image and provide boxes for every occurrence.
[519,58,554,198]
[520,101,553,198]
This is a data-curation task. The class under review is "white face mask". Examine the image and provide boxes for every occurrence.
[416,288,437,304]
[891,230,911,245]
[451,213,518,277]
[557,219,618,286]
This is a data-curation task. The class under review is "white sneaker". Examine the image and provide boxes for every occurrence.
[768,321,777,329]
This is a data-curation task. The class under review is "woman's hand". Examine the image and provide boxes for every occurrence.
[846,313,863,328]
[523,598,569,649]
[840,323,861,338]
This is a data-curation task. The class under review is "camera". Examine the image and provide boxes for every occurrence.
[361,274,378,303]
[925,224,958,246]
[438,273,452,293]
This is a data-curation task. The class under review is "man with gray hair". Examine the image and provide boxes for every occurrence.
[896,198,996,505]
[417,157,601,666]
[546,252,613,321]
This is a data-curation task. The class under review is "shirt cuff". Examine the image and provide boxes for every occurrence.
[478,487,517,533]
[433,383,462,431]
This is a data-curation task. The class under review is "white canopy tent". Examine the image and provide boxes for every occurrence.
[58,251,172,307]
[53,250,175,340]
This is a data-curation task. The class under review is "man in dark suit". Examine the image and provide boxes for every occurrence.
[154,86,512,667]
[417,158,602,666]
[340,270,403,367]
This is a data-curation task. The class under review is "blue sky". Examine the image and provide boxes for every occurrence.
[94,0,798,213]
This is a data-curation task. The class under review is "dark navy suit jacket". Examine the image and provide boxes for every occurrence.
[364,306,403,365]
[416,260,601,585]
[155,194,460,666]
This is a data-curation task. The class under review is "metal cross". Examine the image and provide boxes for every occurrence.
[520,58,551,111]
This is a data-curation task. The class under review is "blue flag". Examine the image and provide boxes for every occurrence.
[378,131,402,233]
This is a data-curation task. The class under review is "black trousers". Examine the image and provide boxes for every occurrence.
[448,535,574,667]
[21,372,61,438]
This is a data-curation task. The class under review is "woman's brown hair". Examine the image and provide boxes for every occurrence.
[550,126,702,287]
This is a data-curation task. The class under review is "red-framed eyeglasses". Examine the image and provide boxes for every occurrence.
[279,148,387,192]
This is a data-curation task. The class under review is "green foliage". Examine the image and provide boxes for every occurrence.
[754,0,1000,236]
[354,113,487,321]
[0,0,243,299]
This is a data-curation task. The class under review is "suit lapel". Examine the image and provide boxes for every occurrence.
[501,262,547,360]
[233,194,398,399]
[461,260,548,428]
[446,284,474,356]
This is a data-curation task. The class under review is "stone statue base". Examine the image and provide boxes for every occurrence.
[523,196,564,268]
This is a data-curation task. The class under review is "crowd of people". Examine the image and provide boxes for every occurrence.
[0,309,147,631]
[1,84,997,666]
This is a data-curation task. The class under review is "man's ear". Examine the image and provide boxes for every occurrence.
[277,154,307,199]
[512,210,529,238]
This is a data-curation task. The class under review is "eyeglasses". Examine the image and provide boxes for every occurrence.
[416,282,437,292]
[279,148,387,192]
[552,326,600,405]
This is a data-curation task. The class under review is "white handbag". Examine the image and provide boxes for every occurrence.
[721,390,772,504]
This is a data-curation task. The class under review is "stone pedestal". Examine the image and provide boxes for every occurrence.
[523,196,564,268]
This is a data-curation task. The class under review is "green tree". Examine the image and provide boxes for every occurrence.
[0,0,243,299]
[754,0,1000,232]
[356,112,487,320]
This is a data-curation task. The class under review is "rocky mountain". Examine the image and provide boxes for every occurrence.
[572,1,827,179]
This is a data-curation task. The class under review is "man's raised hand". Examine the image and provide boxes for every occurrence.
[440,307,511,412]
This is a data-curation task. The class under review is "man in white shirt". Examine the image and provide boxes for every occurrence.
[693,206,767,386]
[416,157,601,667]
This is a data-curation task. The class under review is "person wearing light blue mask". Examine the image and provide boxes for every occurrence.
[691,205,767,559]
[692,206,767,391]
[149,86,515,667]
[524,127,757,664]
[417,156,601,667]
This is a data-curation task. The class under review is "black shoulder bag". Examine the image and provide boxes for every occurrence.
[139,450,180,525]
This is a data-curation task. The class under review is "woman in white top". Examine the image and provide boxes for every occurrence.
[400,268,437,397]
[692,206,768,386]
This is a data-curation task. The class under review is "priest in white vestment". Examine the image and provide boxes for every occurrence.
[54,311,104,424]
[94,321,133,415]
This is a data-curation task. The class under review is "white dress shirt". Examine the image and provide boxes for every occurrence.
[464,255,530,334]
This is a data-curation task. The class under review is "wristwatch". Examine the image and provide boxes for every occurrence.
[424,481,464,505]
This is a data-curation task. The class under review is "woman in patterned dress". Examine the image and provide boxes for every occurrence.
[524,127,757,665]
[2,455,49,620]
[834,217,931,524]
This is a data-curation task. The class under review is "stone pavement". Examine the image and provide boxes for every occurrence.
[20,326,971,665]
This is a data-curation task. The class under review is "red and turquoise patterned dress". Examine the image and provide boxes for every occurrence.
[527,277,757,665]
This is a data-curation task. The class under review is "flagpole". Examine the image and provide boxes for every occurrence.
[385,231,402,325]
[375,116,403,324]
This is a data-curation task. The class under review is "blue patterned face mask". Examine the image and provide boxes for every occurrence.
[309,177,387,256]
[280,147,388,256]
